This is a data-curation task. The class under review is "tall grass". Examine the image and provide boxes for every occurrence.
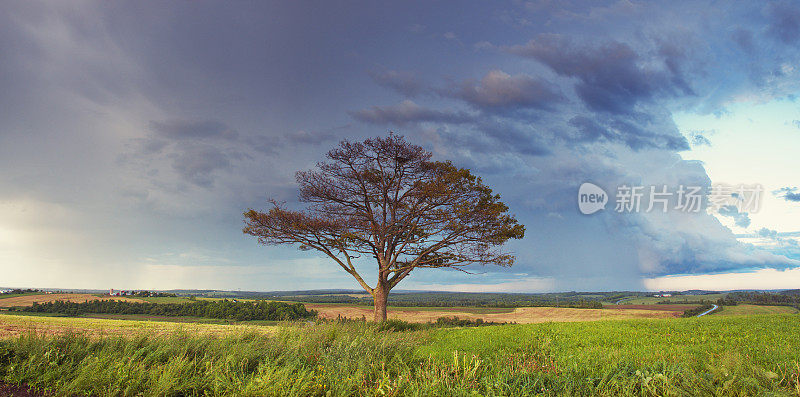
[1,315,799,396]
[0,322,422,396]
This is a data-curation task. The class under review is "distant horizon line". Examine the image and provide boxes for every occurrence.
[2,287,796,295]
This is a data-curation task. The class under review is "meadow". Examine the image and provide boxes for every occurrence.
[716,304,799,316]
[2,293,799,395]
[304,303,681,323]
[1,314,799,396]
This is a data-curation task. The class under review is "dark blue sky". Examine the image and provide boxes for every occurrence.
[2,1,800,291]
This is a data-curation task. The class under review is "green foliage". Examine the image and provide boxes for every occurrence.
[682,304,715,317]
[717,298,738,306]
[729,291,800,306]
[0,289,42,299]
[3,289,40,295]
[1,315,800,396]
[11,300,316,321]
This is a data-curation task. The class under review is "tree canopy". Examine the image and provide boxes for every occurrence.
[244,134,525,321]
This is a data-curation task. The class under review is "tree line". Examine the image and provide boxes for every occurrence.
[274,294,604,309]
[12,299,317,321]
[681,304,716,317]
[1,289,42,295]
[727,291,800,307]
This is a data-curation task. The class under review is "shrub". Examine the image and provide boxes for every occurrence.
[11,300,317,321]
[682,304,715,317]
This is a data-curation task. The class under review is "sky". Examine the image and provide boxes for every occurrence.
[1,1,800,293]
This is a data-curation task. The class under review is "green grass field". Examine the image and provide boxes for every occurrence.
[1,314,799,396]
[716,304,799,316]
[135,296,194,304]
[0,293,40,300]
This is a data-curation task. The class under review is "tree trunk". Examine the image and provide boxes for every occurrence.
[373,283,388,322]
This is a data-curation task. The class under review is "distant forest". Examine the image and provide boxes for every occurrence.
[12,300,317,321]
[678,290,800,309]
[0,289,43,295]
[728,290,800,306]
[260,292,609,309]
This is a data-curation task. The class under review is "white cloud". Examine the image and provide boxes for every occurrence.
[644,267,800,290]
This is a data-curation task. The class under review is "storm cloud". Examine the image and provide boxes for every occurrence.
[445,70,564,112]
[2,1,799,292]
[350,100,474,126]
[506,35,693,115]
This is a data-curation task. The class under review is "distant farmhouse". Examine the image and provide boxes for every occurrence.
[109,289,135,296]
[108,289,176,298]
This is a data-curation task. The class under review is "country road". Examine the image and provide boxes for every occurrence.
[615,297,633,305]
[696,304,719,317]
[614,297,719,317]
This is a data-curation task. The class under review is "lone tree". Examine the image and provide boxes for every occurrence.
[243,134,525,321]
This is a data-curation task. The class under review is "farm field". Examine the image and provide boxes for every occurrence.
[305,303,681,323]
[302,302,516,313]
[0,293,42,300]
[0,294,684,324]
[0,293,143,308]
[135,296,194,304]
[0,312,275,339]
[0,314,798,395]
[290,293,372,298]
[717,304,799,316]
[604,304,698,312]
